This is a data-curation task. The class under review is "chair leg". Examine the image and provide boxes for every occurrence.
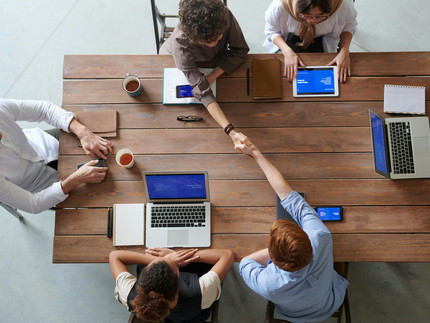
[344,290,351,323]
[150,0,160,54]
[1,203,23,220]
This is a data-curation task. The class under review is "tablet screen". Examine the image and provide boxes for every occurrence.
[295,67,337,95]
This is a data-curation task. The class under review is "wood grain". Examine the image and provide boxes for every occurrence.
[57,153,378,181]
[63,52,430,79]
[53,206,430,235]
[58,127,372,154]
[62,77,430,104]
[56,179,430,208]
[52,233,430,263]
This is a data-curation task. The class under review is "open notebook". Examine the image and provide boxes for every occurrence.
[113,203,145,246]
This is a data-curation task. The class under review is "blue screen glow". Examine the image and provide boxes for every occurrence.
[146,174,206,199]
[177,85,193,98]
[317,207,341,221]
[370,112,389,175]
[296,68,335,94]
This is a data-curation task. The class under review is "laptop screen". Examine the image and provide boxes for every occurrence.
[144,173,207,200]
[296,67,335,95]
[370,110,389,176]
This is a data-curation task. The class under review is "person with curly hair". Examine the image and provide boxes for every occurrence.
[264,0,357,82]
[109,248,234,322]
[160,0,250,149]
[235,138,349,322]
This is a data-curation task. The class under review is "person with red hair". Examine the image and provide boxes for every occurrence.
[236,138,349,322]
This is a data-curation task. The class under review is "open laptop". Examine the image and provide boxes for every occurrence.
[142,171,211,247]
[369,109,430,179]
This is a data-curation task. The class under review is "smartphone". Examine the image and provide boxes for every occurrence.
[176,85,194,98]
[314,206,343,221]
[77,159,106,169]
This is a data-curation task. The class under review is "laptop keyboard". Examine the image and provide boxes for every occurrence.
[389,122,415,174]
[150,205,207,228]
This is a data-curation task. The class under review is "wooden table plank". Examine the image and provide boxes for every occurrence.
[54,206,430,235]
[52,233,430,263]
[56,179,430,208]
[63,102,430,129]
[57,153,378,181]
[59,128,372,155]
[63,52,430,79]
[62,77,430,104]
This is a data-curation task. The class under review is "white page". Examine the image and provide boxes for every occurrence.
[384,84,426,115]
[113,203,145,246]
[163,68,216,104]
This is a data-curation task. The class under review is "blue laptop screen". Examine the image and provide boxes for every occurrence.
[370,111,389,176]
[146,174,207,199]
[296,68,335,94]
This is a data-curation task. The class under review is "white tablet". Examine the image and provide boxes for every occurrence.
[293,66,339,97]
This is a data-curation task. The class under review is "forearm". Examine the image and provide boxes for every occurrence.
[206,101,231,129]
[109,250,158,279]
[195,249,235,281]
[253,150,292,200]
[60,172,81,194]
[273,35,295,55]
[339,32,353,53]
[68,118,91,139]
[245,248,270,267]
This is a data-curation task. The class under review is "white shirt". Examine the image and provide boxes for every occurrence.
[114,270,221,310]
[0,99,75,214]
[264,0,358,53]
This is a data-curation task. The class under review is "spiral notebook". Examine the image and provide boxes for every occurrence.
[383,84,426,115]
[113,203,145,246]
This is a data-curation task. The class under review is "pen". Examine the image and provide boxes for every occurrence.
[246,68,250,96]
[107,207,113,238]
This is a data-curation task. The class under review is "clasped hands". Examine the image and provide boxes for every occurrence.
[146,247,200,267]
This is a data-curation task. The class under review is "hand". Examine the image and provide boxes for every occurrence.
[72,160,108,185]
[145,247,175,258]
[282,51,305,82]
[229,131,253,156]
[164,249,200,268]
[327,50,350,83]
[205,74,216,85]
[234,140,258,158]
[79,129,113,160]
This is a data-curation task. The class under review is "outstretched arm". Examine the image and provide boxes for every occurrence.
[235,140,292,200]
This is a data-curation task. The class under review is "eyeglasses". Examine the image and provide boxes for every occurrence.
[299,13,329,21]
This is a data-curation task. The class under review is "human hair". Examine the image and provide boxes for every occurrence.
[131,261,180,322]
[178,0,229,43]
[268,219,313,272]
[296,0,332,14]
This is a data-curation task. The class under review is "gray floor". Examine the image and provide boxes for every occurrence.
[1,0,430,322]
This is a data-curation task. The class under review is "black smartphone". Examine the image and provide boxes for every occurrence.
[77,159,106,169]
[314,206,343,221]
[176,84,193,98]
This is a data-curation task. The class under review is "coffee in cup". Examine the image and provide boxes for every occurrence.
[116,148,135,168]
[123,74,143,97]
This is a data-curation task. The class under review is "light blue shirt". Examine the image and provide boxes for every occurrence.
[239,191,349,322]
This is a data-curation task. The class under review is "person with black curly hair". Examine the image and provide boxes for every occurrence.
[109,248,234,322]
[160,0,250,150]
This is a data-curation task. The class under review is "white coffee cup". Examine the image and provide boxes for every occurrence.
[116,148,135,168]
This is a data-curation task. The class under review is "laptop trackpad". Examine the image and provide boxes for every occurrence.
[413,137,430,157]
[168,230,189,246]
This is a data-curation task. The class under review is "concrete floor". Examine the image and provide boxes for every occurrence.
[1,0,430,322]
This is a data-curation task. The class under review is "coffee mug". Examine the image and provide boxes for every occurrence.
[123,73,143,97]
[116,148,135,168]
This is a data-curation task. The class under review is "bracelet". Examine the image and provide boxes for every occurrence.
[224,123,235,135]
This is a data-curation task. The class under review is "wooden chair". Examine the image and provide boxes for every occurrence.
[150,0,228,54]
[0,201,23,220]
[264,262,351,323]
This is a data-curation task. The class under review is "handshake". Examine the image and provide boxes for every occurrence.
[231,132,259,158]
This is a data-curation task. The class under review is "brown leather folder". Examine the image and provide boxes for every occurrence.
[76,110,117,137]
[252,58,282,99]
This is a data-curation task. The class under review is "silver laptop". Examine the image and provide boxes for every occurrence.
[142,171,211,247]
[369,109,430,179]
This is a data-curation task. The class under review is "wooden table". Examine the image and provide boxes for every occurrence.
[54,52,430,263]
